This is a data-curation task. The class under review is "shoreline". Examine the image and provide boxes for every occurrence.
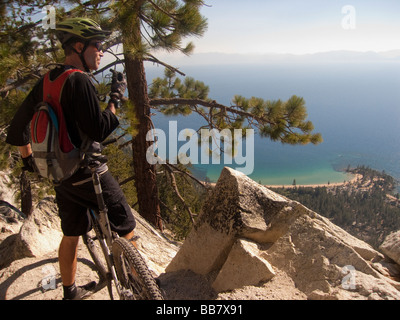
[264,173,362,189]
[205,172,363,190]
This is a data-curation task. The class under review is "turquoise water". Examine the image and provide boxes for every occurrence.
[146,60,400,188]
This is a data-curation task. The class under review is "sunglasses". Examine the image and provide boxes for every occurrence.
[90,41,104,52]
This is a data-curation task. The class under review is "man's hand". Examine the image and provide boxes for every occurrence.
[22,154,37,173]
[18,145,37,172]
[109,69,127,100]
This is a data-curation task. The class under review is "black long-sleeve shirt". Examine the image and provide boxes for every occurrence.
[6,65,119,148]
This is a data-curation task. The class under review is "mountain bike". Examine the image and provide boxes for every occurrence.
[81,154,164,300]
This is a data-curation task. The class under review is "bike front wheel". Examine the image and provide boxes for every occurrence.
[112,237,164,300]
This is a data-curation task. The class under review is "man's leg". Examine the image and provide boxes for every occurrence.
[123,230,138,249]
[59,235,96,299]
[59,235,79,286]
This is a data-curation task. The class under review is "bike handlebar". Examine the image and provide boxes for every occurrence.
[81,153,108,170]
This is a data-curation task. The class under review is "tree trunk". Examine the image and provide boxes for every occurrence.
[121,1,162,230]
[125,56,163,230]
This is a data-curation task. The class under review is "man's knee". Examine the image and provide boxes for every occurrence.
[59,236,80,252]
[122,230,138,249]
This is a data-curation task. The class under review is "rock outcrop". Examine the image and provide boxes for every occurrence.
[380,231,400,266]
[0,171,22,244]
[211,239,275,292]
[0,196,180,300]
[0,197,62,269]
[166,167,400,300]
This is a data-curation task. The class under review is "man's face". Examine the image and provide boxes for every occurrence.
[84,41,104,71]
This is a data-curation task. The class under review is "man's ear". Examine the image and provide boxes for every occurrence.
[72,41,85,54]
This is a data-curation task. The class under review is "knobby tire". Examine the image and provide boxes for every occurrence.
[112,237,164,300]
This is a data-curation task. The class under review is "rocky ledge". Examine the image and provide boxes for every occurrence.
[1,167,399,300]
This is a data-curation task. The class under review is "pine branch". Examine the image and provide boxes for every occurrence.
[119,175,135,187]
[165,162,207,189]
[149,97,268,124]
[0,68,46,94]
[163,163,196,225]
[149,96,322,144]
[144,54,186,76]
[147,0,179,22]
[93,59,126,76]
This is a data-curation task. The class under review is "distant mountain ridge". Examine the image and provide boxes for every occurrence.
[152,50,400,67]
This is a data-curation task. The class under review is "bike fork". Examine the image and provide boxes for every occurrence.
[98,237,130,300]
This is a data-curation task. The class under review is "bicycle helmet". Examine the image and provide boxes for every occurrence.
[55,17,111,45]
[55,17,111,72]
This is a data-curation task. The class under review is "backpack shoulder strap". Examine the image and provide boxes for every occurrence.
[43,69,83,105]
[42,68,83,153]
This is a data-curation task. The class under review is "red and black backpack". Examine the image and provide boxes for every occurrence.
[30,69,84,183]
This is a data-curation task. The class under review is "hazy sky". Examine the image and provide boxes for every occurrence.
[190,0,400,55]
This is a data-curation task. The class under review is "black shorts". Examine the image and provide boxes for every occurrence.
[54,168,136,237]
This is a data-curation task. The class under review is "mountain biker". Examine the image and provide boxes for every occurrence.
[6,17,137,300]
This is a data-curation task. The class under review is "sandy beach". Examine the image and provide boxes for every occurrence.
[264,173,362,189]
[204,173,363,190]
